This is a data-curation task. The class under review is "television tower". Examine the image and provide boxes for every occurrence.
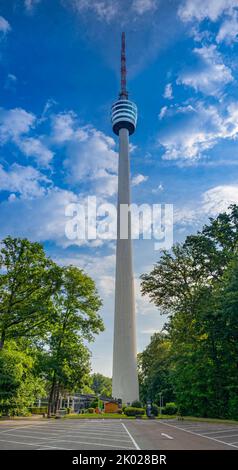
[111,32,139,404]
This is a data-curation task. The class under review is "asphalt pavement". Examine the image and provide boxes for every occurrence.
[0,418,237,450]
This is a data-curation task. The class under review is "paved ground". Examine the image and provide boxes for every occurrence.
[0,418,238,450]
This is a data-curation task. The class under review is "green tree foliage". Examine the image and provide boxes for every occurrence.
[41,266,104,416]
[91,373,112,397]
[0,341,46,416]
[138,333,174,405]
[0,237,104,416]
[0,237,61,349]
[140,206,238,419]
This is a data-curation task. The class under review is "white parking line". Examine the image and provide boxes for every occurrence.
[1,431,132,445]
[8,426,128,437]
[122,423,140,450]
[201,428,238,435]
[0,423,51,434]
[161,433,173,439]
[158,421,238,449]
[0,437,68,450]
[32,436,135,449]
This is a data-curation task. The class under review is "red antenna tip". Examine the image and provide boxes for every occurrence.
[120,32,128,99]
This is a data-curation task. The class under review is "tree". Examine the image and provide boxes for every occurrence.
[0,237,61,349]
[91,373,112,397]
[43,266,104,416]
[0,341,46,416]
[138,332,174,405]
[140,206,238,418]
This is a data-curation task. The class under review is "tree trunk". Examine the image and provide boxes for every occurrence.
[47,374,56,418]
[54,383,60,414]
[0,330,6,350]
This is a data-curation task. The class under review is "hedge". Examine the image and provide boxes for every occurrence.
[124,407,145,417]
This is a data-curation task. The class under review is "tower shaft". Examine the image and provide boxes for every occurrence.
[111,33,139,404]
[112,128,139,403]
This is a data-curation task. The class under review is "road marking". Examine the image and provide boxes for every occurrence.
[0,434,134,450]
[161,433,173,439]
[0,437,68,450]
[1,431,132,445]
[0,423,50,434]
[201,428,238,435]
[158,421,238,449]
[8,426,128,437]
[122,423,140,450]
[31,436,135,449]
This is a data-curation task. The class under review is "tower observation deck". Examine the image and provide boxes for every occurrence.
[111,32,139,404]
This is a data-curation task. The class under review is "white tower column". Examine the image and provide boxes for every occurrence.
[112,128,139,404]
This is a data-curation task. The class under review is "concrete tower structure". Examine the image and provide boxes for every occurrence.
[111,32,139,404]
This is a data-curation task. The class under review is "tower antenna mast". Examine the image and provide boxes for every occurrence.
[120,32,128,99]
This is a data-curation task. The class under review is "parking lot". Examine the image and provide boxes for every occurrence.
[158,419,238,449]
[0,418,238,450]
[0,419,139,450]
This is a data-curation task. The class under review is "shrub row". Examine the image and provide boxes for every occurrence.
[29,406,47,414]
[124,407,145,417]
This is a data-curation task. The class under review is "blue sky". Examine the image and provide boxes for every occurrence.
[1,0,238,376]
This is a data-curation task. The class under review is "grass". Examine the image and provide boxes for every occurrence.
[64,413,141,419]
[63,413,238,424]
[64,413,177,420]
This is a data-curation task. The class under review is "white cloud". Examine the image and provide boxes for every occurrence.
[217,12,238,44]
[0,16,11,35]
[177,45,233,96]
[175,184,238,229]
[159,106,168,120]
[24,0,41,12]
[0,163,50,199]
[132,173,148,186]
[178,0,238,23]
[4,74,17,91]
[158,100,238,161]
[132,0,157,15]
[0,107,35,143]
[68,0,118,22]
[52,112,118,196]
[51,112,76,143]
[0,187,79,246]
[163,83,173,100]
[152,183,164,194]
[201,185,238,215]
[0,107,54,167]
[18,137,54,167]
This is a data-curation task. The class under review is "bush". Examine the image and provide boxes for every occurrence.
[124,407,145,417]
[162,402,178,415]
[117,409,122,414]
[29,406,47,415]
[131,400,142,408]
[87,407,95,414]
[122,404,127,412]
[90,399,99,408]
[151,403,159,416]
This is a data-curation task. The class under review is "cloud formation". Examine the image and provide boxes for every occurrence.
[132,174,148,186]
[178,0,238,23]
[0,16,11,35]
[51,111,118,196]
[158,100,238,161]
[0,163,50,199]
[177,45,233,96]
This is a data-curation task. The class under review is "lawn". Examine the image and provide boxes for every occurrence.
[63,413,177,420]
